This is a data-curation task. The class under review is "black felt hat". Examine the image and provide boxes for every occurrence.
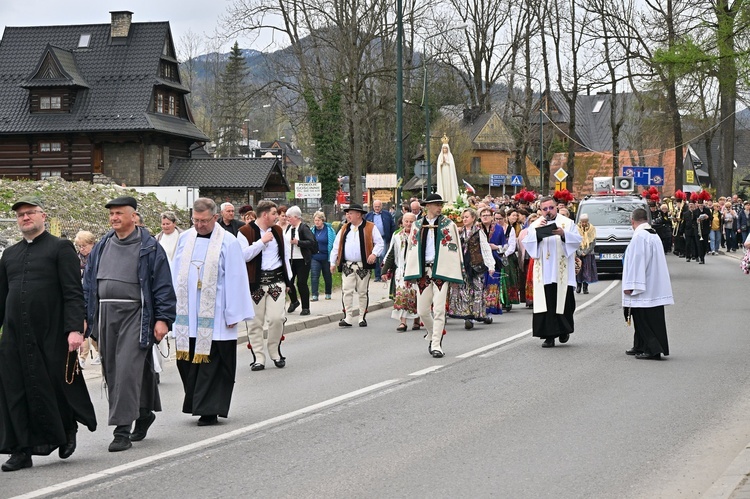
[421,193,445,205]
[344,203,367,214]
[105,196,138,210]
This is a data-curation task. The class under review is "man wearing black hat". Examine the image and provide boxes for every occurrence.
[0,196,97,471]
[404,194,465,358]
[83,196,176,452]
[329,203,384,327]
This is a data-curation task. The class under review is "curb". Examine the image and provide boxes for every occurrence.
[702,443,750,499]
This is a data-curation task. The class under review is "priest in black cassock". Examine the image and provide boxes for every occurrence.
[622,208,673,360]
[0,196,96,472]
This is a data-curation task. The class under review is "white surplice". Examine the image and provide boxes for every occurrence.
[622,223,674,308]
[172,232,255,341]
[522,214,582,313]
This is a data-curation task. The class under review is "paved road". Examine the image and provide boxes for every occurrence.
[5,252,750,499]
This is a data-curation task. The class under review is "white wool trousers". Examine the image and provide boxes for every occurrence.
[416,277,449,353]
[247,283,287,366]
[340,263,370,324]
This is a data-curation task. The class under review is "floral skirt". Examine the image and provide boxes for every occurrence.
[392,282,418,320]
[448,275,487,320]
[484,269,503,315]
[504,254,521,304]
[525,258,535,306]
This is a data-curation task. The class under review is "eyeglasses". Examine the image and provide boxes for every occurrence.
[541,206,556,212]
[191,215,216,225]
[16,209,42,218]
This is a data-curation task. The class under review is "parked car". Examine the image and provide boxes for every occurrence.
[575,195,650,275]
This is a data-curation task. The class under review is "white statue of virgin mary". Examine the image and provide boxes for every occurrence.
[435,137,460,204]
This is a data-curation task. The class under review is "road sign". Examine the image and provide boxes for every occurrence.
[304,175,318,183]
[510,175,523,186]
[554,169,568,182]
[489,174,506,187]
[621,167,665,186]
[294,182,322,199]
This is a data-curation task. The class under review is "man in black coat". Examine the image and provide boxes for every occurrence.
[0,196,96,471]
[365,200,395,281]
[286,206,317,315]
[218,202,245,236]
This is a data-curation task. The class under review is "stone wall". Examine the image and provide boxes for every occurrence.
[200,189,251,208]
[102,142,168,186]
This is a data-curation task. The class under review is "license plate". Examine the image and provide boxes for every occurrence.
[600,253,623,260]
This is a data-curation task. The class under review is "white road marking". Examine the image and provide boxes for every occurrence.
[409,365,443,376]
[456,280,620,359]
[11,379,400,499]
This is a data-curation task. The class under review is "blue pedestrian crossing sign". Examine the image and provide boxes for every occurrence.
[510,175,523,186]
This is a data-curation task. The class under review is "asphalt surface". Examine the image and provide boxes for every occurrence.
[4,251,750,499]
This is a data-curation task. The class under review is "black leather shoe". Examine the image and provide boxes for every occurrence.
[197,415,219,426]
[287,301,300,313]
[625,348,642,356]
[251,363,265,371]
[300,309,310,316]
[58,428,77,459]
[542,339,555,348]
[2,451,32,472]
[339,320,352,327]
[108,436,132,452]
[273,358,286,368]
[130,411,156,442]
[559,333,570,344]
[430,350,444,358]
[359,319,367,327]
[635,352,662,360]
[464,320,474,330]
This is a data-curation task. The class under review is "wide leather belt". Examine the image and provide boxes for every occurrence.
[259,268,285,285]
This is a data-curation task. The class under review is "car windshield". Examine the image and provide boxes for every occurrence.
[578,202,644,226]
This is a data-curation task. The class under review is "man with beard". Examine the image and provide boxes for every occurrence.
[0,196,96,471]
[522,197,583,348]
[84,196,175,452]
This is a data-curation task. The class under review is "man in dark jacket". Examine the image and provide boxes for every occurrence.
[218,202,245,236]
[83,196,176,453]
[365,200,395,281]
[0,196,97,472]
[285,206,317,315]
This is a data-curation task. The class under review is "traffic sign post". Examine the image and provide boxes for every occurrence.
[489,174,506,196]
[294,182,322,199]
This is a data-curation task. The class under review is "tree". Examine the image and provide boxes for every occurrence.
[216,42,250,157]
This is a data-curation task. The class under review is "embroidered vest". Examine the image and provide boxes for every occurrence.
[336,221,375,270]
[238,223,288,290]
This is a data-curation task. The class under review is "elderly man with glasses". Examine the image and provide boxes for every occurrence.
[522,196,582,348]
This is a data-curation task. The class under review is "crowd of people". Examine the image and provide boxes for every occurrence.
[2,184,747,472]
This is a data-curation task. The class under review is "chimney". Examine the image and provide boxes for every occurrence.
[110,11,133,39]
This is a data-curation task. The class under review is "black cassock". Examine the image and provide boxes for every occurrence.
[0,231,96,455]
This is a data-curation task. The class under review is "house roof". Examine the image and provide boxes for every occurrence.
[161,157,290,191]
[0,21,208,141]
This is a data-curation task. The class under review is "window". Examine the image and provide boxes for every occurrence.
[592,100,605,113]
[471,157,481,174]
[39,142,62,153]
[156,94,164,113]
[78,34,91,48]
[40,96,61,110]
[168,95,175,115]
[40,170,61,179]
[158,145,165,169]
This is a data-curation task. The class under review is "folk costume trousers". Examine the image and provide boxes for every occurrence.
[247,282,287,366]
[416,275,449,353]
[340,262,370,324]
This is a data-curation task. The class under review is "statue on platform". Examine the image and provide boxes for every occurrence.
[436,135,460,204]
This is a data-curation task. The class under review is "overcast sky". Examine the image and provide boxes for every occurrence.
[0,0,249,54]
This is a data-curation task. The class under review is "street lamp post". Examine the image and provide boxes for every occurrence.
[396,0,404,204]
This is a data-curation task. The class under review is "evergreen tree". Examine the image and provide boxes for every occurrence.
[216,42,249,157]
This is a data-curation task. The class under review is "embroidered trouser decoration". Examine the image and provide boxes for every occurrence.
[247,282,287,366]
[340,262,370,324]
[416,273,449,353]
